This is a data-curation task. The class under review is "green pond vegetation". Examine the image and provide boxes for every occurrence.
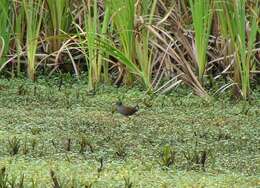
[0,78,259,187]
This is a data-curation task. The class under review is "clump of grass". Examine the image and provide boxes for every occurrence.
[107,0,136,85]
[0,167,8,188]
[22,0,45,80]
[0,167,24,188]
[7,136,21,156]
[64,89,73,109]
[45,0,71,54]
[50,170,61,188]
[84,182,93,188]
[189,0,213,82]
[21,139,29,155]
[31,138,38,151]
[9,174,24,188]
[64,138,72,152]
[31,178,38,188]
[180,131,211,170]
[159,145,176,168]
[17,84,27,95]
[30,127,41,135]
[217,0,259,99]
[183,148,210,170]
[79,136,87,154]
[115,142,127,159]
[78,136,94,154]
[217,130,231,141]
[123,176,134,188]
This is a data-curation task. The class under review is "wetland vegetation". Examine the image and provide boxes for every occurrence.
[0,0,259,187]
[0,79,259,187]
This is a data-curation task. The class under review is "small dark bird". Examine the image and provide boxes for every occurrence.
[115,101,139,116]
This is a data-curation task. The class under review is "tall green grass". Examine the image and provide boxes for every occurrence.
[78,0,111,90]
[103,0,157,89]
[189,0,213,82]
[108,0,136,85]
[22,0,45,80]
[0,0,259,99]
[218,0,259,99]
[13,1,25,76]
[135,0,158,89]
[0,0,11,66]
[46,0,71,53]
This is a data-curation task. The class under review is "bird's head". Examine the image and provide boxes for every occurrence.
[116,101,123,106]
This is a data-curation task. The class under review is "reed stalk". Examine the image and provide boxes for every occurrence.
[189,0,213,82]
[0,0,11,66]
[22,0,45,80]
[218,0,259,99]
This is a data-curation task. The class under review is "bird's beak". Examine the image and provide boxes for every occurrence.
[111,106,116,114]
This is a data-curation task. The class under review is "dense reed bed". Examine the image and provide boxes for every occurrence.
[0,0,259,99]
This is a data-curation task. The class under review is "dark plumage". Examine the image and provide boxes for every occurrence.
[115,101,139,116]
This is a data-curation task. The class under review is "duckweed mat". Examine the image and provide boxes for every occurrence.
[0,79,259,187]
